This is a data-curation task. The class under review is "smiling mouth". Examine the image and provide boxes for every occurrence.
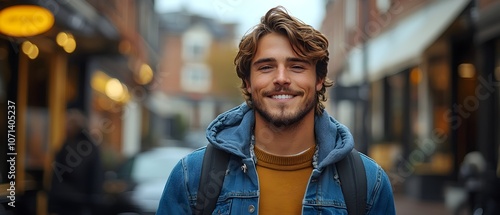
[270,94,295,99]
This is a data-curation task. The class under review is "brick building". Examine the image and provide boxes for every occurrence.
[321,0,499,204]
[148,10,241,148]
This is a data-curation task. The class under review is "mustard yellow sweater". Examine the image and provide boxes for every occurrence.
[254,146,315,215]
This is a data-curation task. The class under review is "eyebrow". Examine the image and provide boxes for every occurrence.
[287,57,311,65]
[252,58,275,66]
[252,57,311,66]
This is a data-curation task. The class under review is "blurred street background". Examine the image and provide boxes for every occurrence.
[1,0,499,214]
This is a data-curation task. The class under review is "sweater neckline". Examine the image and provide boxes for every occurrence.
[254,145,315,170]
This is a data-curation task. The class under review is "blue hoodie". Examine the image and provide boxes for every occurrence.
[157,103,396,214]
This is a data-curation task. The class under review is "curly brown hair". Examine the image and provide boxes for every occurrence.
[234,6,333,115]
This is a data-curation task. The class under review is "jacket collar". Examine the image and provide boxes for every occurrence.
[206,103,354,170]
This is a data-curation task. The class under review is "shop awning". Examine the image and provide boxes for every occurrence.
[343,0,471,86]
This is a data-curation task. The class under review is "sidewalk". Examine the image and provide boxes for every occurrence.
[394,193,450,215]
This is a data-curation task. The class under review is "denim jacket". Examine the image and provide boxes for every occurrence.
[157,103,396,215]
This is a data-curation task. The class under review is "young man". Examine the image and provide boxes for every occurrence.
[157,6,396,214]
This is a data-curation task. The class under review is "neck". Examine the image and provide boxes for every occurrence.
[253,110,316,156]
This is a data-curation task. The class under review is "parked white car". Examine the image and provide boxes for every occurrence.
[116,146,194,215]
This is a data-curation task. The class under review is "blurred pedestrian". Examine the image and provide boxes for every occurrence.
[459,151,500,215]
[157,6,395,214]
[48,109,104,215]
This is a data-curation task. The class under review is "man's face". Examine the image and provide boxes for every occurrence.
[247,33,323,127]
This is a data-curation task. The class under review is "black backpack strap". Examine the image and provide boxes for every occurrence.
[194,144,230,215]
[336,149,367,215]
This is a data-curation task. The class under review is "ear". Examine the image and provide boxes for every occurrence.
[316,78,324,91]
[245,79,252,92]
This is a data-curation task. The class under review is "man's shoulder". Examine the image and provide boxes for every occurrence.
[356,151,380,167]
[168,147,206,183]
[356,151,392,186]
[356,151,385,173]
[183,146,207,163]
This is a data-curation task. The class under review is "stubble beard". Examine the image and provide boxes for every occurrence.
[252,93,317,128]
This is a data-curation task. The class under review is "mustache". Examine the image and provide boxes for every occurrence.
[262,87,304,97]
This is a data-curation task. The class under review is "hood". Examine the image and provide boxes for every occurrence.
[206,103,354,170]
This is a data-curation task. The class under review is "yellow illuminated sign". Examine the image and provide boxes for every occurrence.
[0,5,55,37]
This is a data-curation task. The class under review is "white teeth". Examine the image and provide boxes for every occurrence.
[272,95,294,99]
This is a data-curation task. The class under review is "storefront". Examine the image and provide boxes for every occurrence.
[0,0,157,214]
[476,0,500,178]
[0,3,67,213]
[331,0,476,200]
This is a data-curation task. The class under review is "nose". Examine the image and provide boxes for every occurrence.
[273,65,290,86]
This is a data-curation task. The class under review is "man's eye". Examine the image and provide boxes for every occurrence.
[258,66,272,70]
[291,65,305,71]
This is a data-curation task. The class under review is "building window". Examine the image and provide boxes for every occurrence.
[387,73,404,141]
[182,25,212,61]
[190,44,204,59]
[345,0,358,29]
[183,41,206,61]
[371,80,384,142]
[424,54,453,174]
[181,64,211,93]
[377,0,391,14]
